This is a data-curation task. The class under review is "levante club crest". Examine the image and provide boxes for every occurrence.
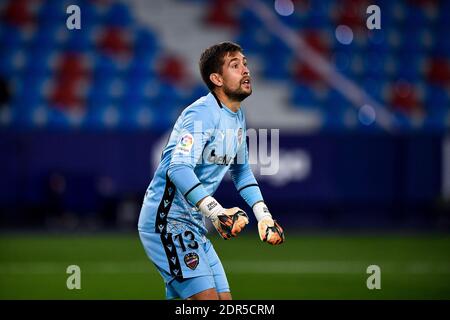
[184,252,199,270]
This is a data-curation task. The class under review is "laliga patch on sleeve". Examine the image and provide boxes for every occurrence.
[175,133,194,154]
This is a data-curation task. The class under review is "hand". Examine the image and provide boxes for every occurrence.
[211,207,249,240]
[258,217,285,245]
[197,196,249,240]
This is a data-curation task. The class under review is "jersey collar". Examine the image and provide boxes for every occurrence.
[210,92,239,116]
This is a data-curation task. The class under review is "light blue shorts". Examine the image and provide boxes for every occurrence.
[139,230,230,299]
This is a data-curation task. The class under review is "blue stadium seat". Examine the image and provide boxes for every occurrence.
[235,30,267,54]
[121,76,151,107]
[87,76,114,111]
[93,55,120,80]
[134,29,159,60]
[24,48,52,76]
[392,112,415,132]
[126,59,155,80]
[403,6,428,27]
[361,77,385,102]
[278,12,302,29]
[298,11,329,29]
[64,28,92,52]
[76,0,100,28]
[38,1,67,27]
[362,51,388,78]
[394,53,423,82]
[239,8,264,29]
[28,24,58,50]
[332,50,354,75]
[12,76,44,108]
[105,3,132,27]
[325,89,352,112]
[187,84,209,103]
[431,32,450,56]
[424,85,449,115]
[0,25,24,49]
[0,48,19,76]
[366,30,390,54]
[46,107,73,129]
[291,85,319,107]
[261,46,292,79]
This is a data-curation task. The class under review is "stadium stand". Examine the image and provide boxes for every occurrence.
[0,0,448,132]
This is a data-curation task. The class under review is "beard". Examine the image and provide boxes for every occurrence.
[223,83,252,102]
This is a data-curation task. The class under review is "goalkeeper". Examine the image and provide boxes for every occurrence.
[138,42,285,300]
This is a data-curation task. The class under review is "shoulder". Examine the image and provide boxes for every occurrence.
[181,94,221,125]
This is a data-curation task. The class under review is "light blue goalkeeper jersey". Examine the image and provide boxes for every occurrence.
[138,92,263,237]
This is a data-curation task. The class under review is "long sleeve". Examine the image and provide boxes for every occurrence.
[167,105,216,206]
[229,136,264,208]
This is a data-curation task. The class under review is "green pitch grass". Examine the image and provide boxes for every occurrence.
[1,232,449,299]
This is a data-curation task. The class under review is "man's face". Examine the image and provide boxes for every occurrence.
[220,51,252,102]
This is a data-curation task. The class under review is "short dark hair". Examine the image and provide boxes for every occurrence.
[199,42,243,91]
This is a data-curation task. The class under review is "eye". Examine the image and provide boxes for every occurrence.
[232,64,238,69]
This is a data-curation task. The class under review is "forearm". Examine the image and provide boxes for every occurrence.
[230,163,264,208]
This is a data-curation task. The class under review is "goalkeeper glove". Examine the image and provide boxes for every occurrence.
[253,202,285,245]
[198,196,249,240]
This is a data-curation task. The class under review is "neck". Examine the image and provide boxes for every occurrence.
[213,90,241,113]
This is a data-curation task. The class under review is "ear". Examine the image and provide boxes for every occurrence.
[210,73,223,87]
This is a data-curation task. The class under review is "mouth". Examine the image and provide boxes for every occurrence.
[241,78,251,87]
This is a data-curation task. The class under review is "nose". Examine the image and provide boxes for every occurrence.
[243,65,250,76]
